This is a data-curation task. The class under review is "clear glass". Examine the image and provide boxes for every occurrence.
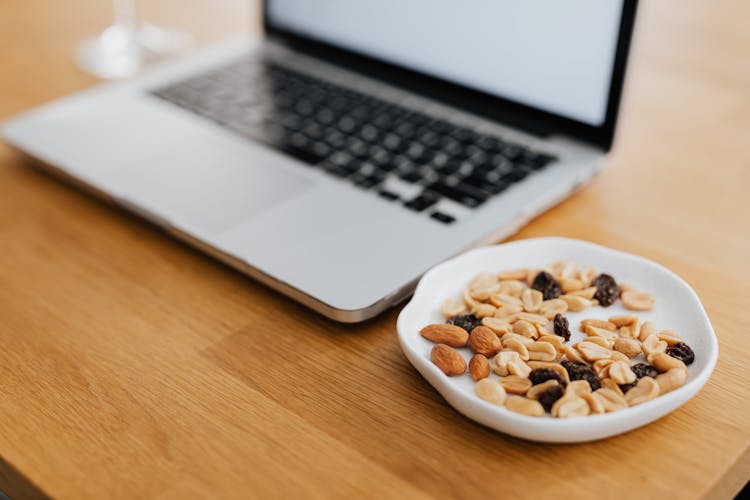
[76,0,192,79]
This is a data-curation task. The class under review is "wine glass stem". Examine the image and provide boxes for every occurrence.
[113,0,137,29]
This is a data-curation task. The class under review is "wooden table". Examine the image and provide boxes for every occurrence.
[1,1,748,498]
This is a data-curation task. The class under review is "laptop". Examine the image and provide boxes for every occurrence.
[2,1,638,322]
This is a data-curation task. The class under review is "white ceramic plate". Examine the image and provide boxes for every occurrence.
[397,237,718,443]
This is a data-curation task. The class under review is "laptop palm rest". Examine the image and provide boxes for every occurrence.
[106,135,313,234]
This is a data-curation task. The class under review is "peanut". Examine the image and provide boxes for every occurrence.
[503,337,530,361]
[625,377,660,406]
[657,330,682,346]
[507,358,532,378]
[613,337,642,358]
[593,359,614,379]
[505,396,545,416]
[601,378,625,397]
[594,388,629,412]
[642,334,668,357]
[512,320,538,338]
[639,321,657,342]
[580,319,617,332]
[562,345,587,364]
[583,336,612,349]
[481,317,512,335]
[441,298,466,318]
[492,303,523,318]
[559,294,593,312]
[501,332,534,346]
[521,288,544,313]
[655,368,688,395]
[650,352,687,373]
[570,286,597,299]
[566,380,593,396]
[582,392,606,414]
[622,291,655,311]
[609,350,631,363]
[578,266,596,286]
[497,280,526,297]
[473,303,497,318]
[475,378,507,405]
[527,379,560,400]
[539,299,568,319]
[608,361,636,385]
[552,394,590,418]
[537,335,565,353]
[492,351,520,376]
[500,375,533,395]
[527,341,557,362]
[559,277,584,293]
[576,341,613,363]
[497,269,527,281]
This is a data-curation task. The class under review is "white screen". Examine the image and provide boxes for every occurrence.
[268,0,624,126]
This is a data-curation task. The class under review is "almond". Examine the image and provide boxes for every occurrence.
[420,323,469,347]
[469,326,502,356]
[469,354,491,381]
[430,344,466,376]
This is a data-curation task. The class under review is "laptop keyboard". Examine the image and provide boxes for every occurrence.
[152,59,557,223]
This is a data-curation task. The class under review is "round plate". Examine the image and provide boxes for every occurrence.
[397,237,718,443]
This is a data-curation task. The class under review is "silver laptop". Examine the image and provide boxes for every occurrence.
[2,1,638,322]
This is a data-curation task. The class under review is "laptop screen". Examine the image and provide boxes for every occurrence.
[266,0,625,127]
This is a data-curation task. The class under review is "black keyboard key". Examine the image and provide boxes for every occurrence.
[321,160,358,178]
[378,190,399,201]
[427,180,490,208]
[350,173,383,190]
[404,191,440,212]
[430,211,456,224]
[399,171,423,184]
[463,173,511,195]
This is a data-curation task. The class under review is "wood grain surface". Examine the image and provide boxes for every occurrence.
[1,1,749,498]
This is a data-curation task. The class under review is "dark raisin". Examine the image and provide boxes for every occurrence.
[631,363,659,379]
[591,273,620,307]
[561,360,601,391]
[529,368,566,387]
[553,313,571,341]
[531,271,562,300]
[619,382,637,393]
[537,384,564,412]
[666,342,695,365]
[446,314,481,333]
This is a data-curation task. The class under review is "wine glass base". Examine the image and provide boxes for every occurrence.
[76,23,192,79]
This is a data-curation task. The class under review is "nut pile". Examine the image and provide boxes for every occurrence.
[422,262,696,418]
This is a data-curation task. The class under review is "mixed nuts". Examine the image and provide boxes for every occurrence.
[421,262,695,418]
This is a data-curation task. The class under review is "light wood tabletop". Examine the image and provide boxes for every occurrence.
[1,1,749,498]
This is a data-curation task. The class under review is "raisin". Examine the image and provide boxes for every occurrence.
[446,314,481,333]
[561,360,601,391]
[666,342,695,365]
[537,384,564,412]
[531,271,562,300]
[631,363,659,379]
[591,273,620,307]
[619,382,637,393]
[529,368,566,387]
[553,313,571,341]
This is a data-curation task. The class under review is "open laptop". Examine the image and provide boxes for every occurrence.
[2,1,638,322]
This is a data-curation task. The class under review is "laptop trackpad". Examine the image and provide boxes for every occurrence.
[108,136,313,234]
